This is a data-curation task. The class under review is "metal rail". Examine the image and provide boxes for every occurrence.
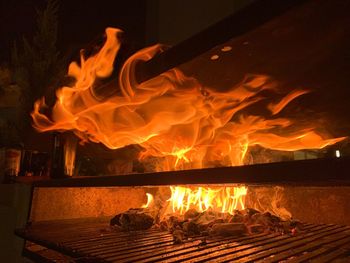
[28,157,350,187]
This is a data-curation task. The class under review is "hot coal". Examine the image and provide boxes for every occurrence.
[111,207,303,244]
[210,223,247,236]
[156,208,303,244]
[110,208,154,231]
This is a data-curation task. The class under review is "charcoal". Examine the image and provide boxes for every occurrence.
[198,238,207,246]
[229,213,244,223]
[172,228,185,244]
[110,214,122,226]
[192,211,217,226]
[111,206,303,240]
[210,223,247,236]
[110,208,154,231]
[248,224,265,234]
[212,218,225,224]
[184,208,200,220]
[165,215,182,232]
[182,221,200,236]
[243,208,260,216]
[201,230,209,236]
[278,220,304,235]
[158,220,168,231]
[251,212,273,226]
[270,214,281,224]
[291,225,302,236]
[290,219,303,229]
[280,221,293,234]
[233,209,243,215]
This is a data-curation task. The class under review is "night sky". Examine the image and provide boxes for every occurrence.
[0,0,148,61]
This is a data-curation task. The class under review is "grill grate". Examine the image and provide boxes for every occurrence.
[16,218,350,262]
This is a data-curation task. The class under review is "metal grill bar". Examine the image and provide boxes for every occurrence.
[15,218,350,262]
[172,225,342,263]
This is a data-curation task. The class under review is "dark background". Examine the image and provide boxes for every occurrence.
[0,0,148,61]
[0,0,349,149]
[0,0,250,61]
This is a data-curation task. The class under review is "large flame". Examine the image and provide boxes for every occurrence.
[31,27,344,169]
[167,186,247,215]
[31,27,345,214]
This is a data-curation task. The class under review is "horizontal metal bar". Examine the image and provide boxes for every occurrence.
[30,157,350,187]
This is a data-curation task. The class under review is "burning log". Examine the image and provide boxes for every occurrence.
[172,227,185,244]
[110,207,304,244]
[247,224,265,234]
[154,208,304,244]
[110,208,154,231]
[110,188,304,244]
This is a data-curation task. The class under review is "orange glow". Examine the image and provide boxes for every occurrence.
[31,27,345,170]
[268,89,309,115]
[167,186,247,215]
[31,27,346,215]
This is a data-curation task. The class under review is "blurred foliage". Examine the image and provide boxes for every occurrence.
[0,64,22,145]
[4,0,67,145]
[11,0,66,109]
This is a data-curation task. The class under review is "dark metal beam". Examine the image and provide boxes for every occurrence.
[95,0,308,95]
[31,158,350,187]
[135,0,308,83]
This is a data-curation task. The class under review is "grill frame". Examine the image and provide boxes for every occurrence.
[15,218,350,262]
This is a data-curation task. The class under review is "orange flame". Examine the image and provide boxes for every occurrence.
[167,186,247,215]
[31,27,345,169]
[31,27,346,216]
[141,193,154,208]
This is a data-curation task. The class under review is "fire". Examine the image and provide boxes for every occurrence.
[31,27,345,169]
[63,135,77,176]
[30,27,346,214]
[141,193,154,208]
[167,186,247,215]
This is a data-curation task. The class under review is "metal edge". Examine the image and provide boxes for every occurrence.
[30,157,350,187]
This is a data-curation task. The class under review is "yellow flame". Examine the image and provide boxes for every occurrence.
[167,186,247,215]
[141,193,154,208]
